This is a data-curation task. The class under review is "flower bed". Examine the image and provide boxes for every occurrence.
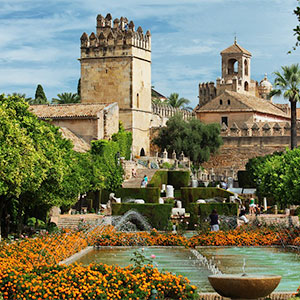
[94,227,300,248]
[0,229,197,300]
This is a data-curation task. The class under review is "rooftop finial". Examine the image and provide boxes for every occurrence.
[234,33,237,44]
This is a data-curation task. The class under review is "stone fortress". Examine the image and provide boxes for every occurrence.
[31,13,297,176]
[195,40,299,176]
[31,13,193,157]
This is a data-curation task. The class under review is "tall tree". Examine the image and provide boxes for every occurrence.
[167,93,191,109]
[77,78,81,99]
[270,64,300,149]
[154,114,222,167]
[34,84,48,104]
[52,92,80,104]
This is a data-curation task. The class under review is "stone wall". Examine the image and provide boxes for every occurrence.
[203,134,300,175]
[51,117,102,144]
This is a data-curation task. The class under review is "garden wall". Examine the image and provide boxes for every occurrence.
[111,203,172,230]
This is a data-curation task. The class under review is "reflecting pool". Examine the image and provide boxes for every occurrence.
[74,246,300,292]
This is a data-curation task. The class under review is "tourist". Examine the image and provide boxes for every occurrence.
[239,206,249,224]
[255,204,261,216]
[141,179,147,188]
[132,168,137,178]
[209,209,219,231]
[143,175,148,186]
[249,198,256,215]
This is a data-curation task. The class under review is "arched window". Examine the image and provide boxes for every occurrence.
[140,148,145,156]
[244,59,248,76]
[227,99,231,105]
[228,59,238,75]
[244,81,249,91]
[220,99,223,105]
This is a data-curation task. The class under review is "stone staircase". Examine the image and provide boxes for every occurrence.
[122,168,157,188]
[55,214,104,229]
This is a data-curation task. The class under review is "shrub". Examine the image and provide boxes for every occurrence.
[111,203,172,230]
[115,187,160,203]
[147,170,168,188]
[161,162,173,169]
[180,187,235,208]
[168,170,190,189]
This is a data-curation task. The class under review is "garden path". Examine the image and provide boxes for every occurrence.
[122,168,157,188]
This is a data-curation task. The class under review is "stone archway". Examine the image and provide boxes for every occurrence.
[140,148,145,156]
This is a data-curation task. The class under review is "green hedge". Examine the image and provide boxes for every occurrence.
[111,203,172,230]
[168,171,190,189]
[188,203,238,229]
[180,187,235,208]
[100,187,160,203]
[148,170,190,189]
[147,170,168,188]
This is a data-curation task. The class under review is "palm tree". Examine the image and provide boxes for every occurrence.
[270,64,300,149]
[8,92,33,103]
[167,93,191,109]
[52,93,80,104]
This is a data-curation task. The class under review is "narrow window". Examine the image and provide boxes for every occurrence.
[244,81,249,91]
[227,99,231,105]
[244,59,248,76]
[221,116,228,127]
[220,99,223,105]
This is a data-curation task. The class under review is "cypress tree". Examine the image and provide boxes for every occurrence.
[34,84,48,104]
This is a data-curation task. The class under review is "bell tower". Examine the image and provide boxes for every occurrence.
[220,39,253,94]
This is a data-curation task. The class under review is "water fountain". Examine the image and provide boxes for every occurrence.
[208,274,281,299]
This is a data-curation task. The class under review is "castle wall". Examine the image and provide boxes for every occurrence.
[81,57,132,108]
[51,116,102,144]
[197,111,254,127]
[103,103,119,139]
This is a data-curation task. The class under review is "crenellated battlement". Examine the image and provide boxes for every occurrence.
[198,81,217,108]
[219,121,299,137]
[80,13,151,59]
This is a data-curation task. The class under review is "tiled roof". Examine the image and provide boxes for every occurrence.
[196,90,290,119]
[59,127,90,153]
[29,103,109,119]
[221,42,252,56]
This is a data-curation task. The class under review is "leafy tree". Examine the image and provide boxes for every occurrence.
[153,114,222,167]
[270,64,300,149]
[33,84,48,104]
[52,92,80,104]
[167,93,191,109]
[0,95,98,235]
[246,149,300,206]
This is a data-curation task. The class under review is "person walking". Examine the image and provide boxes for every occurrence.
[209,209,219,232]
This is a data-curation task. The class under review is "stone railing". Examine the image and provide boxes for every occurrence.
[152,103,195,121]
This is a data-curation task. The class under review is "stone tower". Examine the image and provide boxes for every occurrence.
[219,39,256,96]
[198,40,259,108]
[80,13,152,156]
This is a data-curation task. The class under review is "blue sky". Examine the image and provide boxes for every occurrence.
[0,0,299,107]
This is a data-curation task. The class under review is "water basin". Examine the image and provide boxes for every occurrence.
[199,246,300,292]
[74,247,213,291]
[73,246,299,292]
